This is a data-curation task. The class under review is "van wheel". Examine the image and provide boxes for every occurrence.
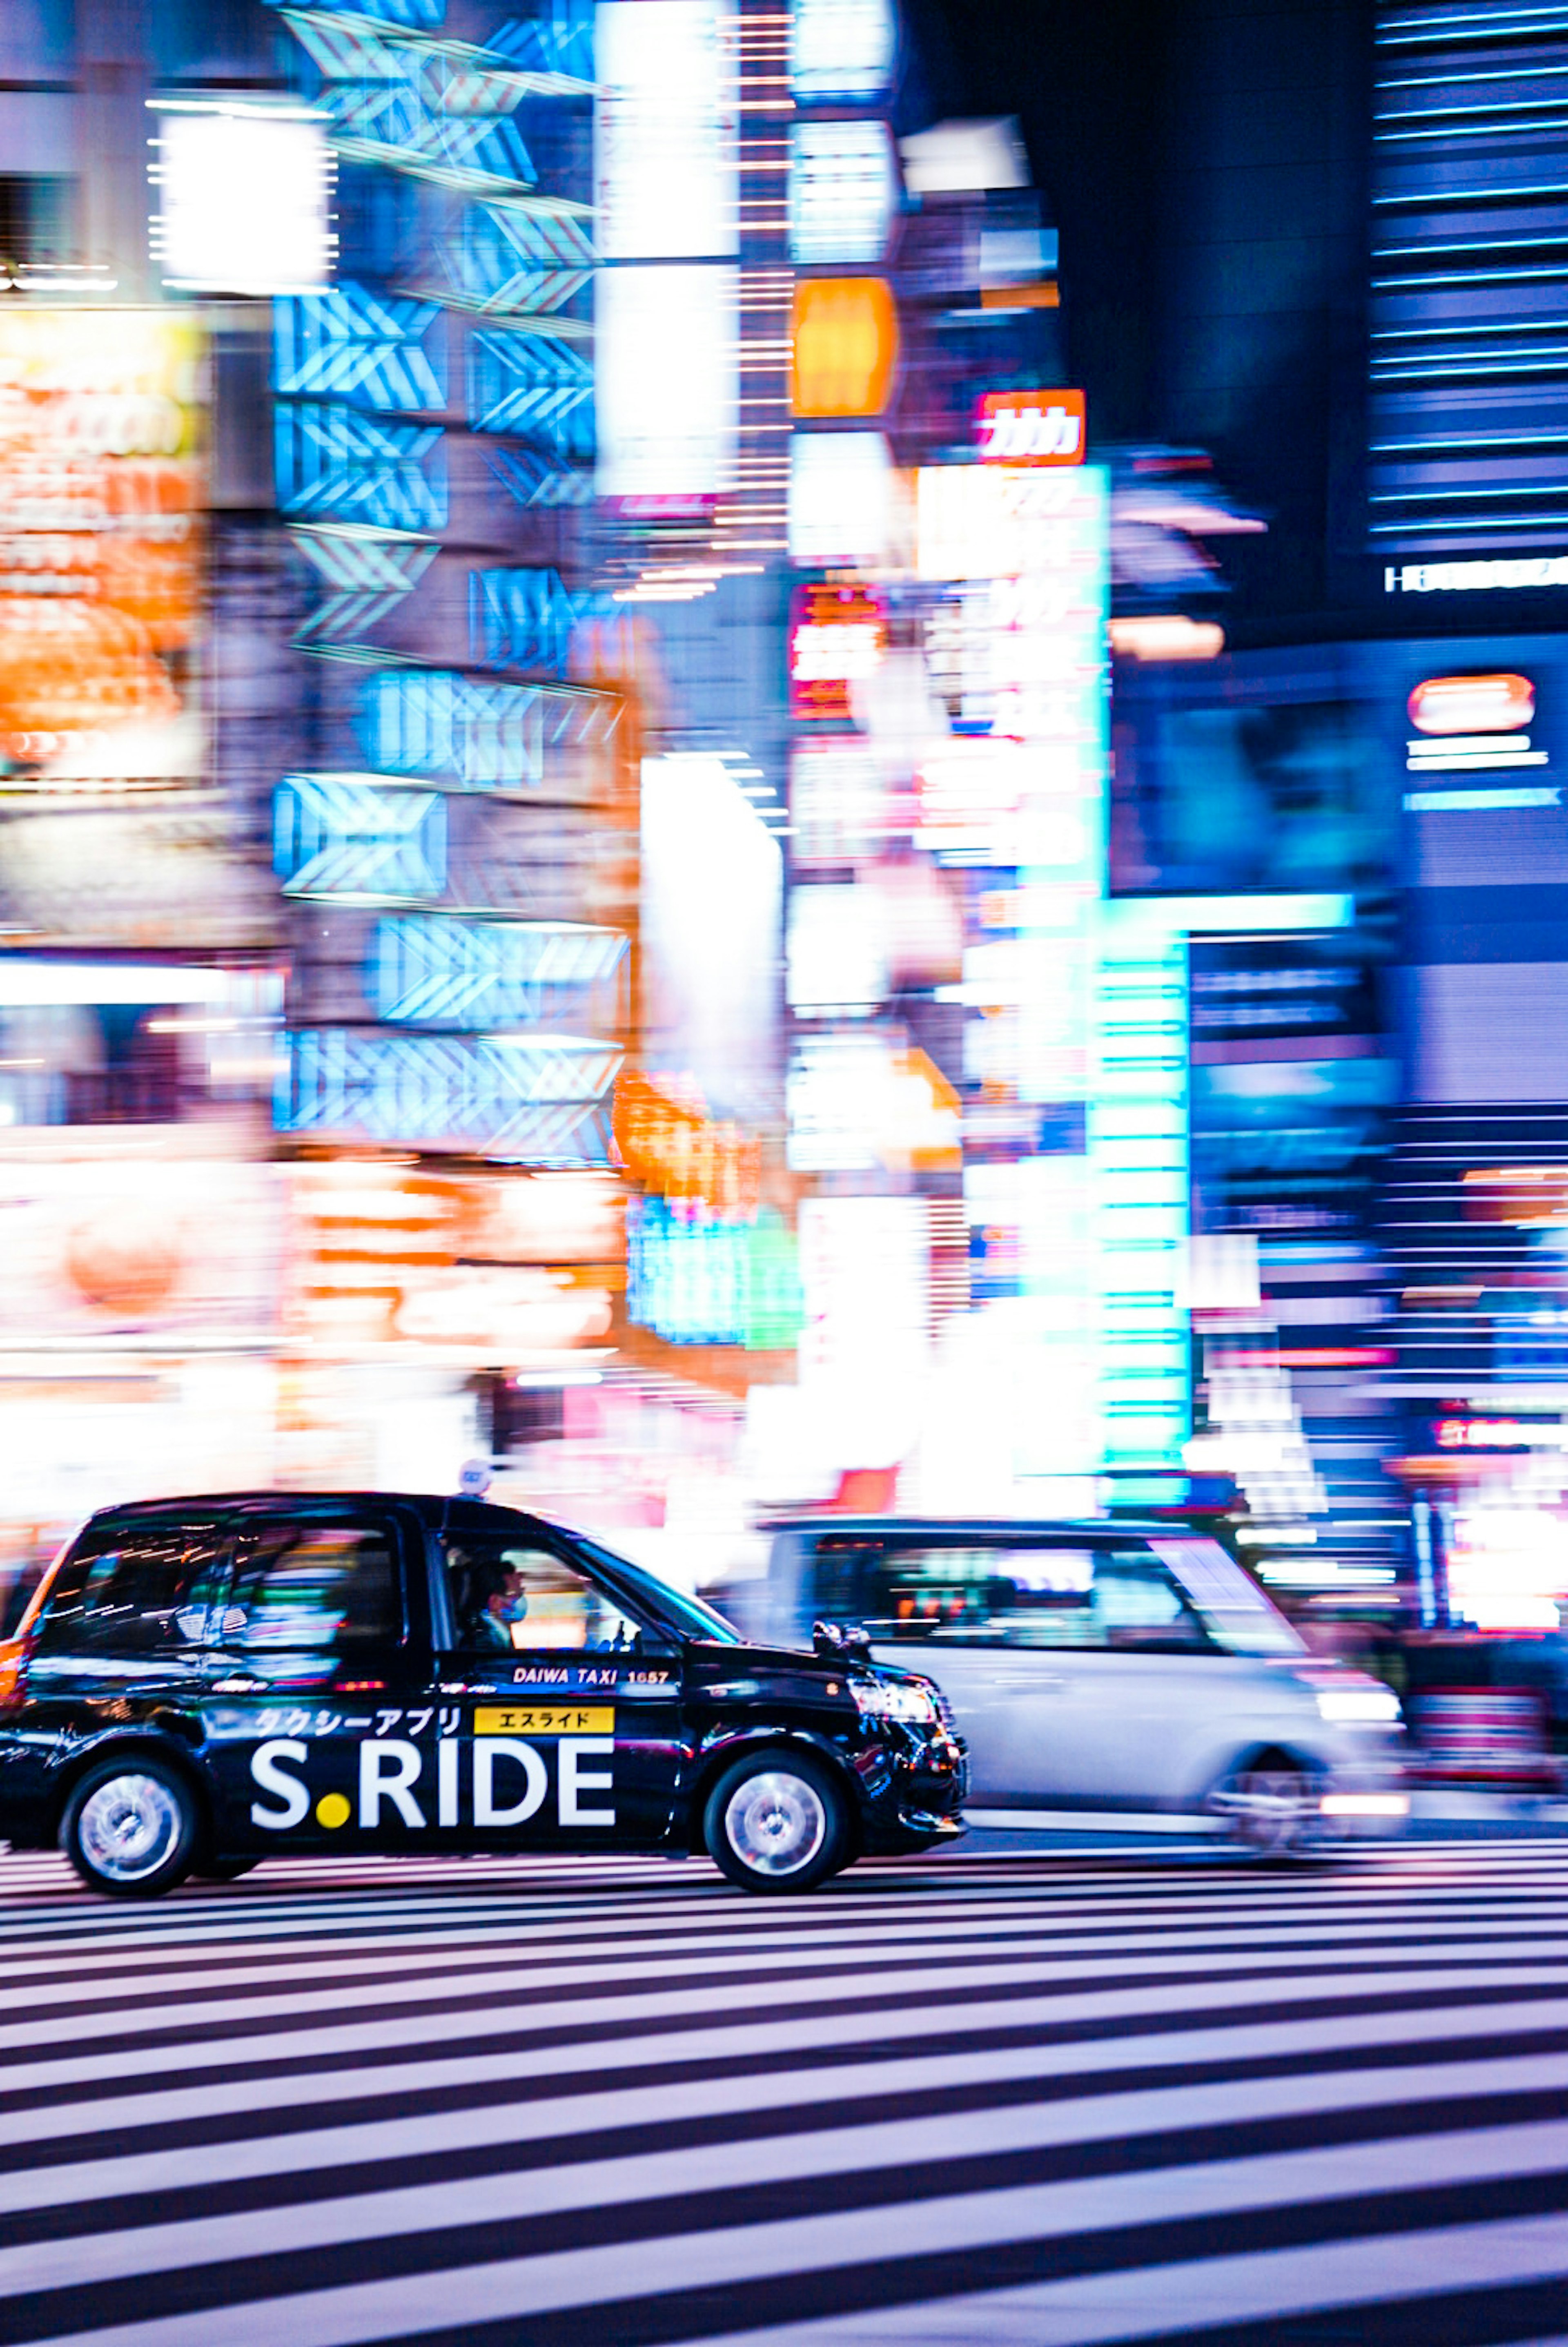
[1215,1758,1319,1858]
[62,1758,198,1899]
[704,1751,849,1894]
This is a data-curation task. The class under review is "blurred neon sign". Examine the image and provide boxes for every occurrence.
[1408,674,1534,734]
[977,389,1085,466]
[791,278,899,419]
[788,584,886,721]
[788,123,898,267]
[613,1069,760,1217]
[1436,1418,1533,1450]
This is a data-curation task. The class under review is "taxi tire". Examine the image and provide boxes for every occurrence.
[61,1756,199,1900]
[703,1749,849,1895]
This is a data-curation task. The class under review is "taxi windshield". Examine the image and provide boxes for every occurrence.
[574,1538,742,1646]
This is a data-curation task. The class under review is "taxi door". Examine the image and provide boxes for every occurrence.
[202,1502,433,1855]
[430,1524,684,1847]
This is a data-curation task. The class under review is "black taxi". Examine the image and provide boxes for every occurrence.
[0,1491,967,1898]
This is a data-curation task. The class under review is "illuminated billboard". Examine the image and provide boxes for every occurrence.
[788,583,886,721]
[595,0,737,262]
[596,264,738,508]
[791,277,899,418]
[0,311,205,784]
[976,389,1085,466]
[153,100,333,295]
[788,123,898,266]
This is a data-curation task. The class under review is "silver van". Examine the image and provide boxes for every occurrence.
[748,1517,1407,1849]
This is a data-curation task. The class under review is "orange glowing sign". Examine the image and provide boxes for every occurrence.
[0,311,204,772]
[976,388,1085,465]
[1408,673,1535,735]
[791,278,899,419]
[614,1070,760,1218]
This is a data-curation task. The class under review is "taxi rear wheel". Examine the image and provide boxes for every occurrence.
[704,1750,849,1894]
[62,1758,198,1899]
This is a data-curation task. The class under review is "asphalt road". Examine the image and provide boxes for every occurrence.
[2,1838,1568,2346]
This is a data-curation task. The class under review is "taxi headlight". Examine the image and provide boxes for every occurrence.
[851,1678,939,1726]
[1316,1686,1401,1727]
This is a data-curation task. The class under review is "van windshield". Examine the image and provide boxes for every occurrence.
[1149,1537,1306,1656]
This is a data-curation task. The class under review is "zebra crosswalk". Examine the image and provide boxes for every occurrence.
[1,1842,1568,2344]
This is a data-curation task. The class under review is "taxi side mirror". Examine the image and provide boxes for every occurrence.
[813,1619,871,1661]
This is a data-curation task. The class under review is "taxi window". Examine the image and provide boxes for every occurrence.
[225,1524,401,1655]
[441,1538,644,1654]
[845,1543,1209,1651]
[33,1524,223,1657]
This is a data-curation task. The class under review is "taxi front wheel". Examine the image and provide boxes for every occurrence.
[704,1750,850,1894]
[61,1758,199,1900]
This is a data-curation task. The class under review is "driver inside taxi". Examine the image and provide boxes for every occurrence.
[477,1562,530,1651]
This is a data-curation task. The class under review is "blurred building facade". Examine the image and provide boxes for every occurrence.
[3,0,1568,1644]
[1101,0,1568,1631]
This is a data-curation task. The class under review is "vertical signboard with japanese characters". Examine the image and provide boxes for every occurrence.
[916,464,1110,1494]
[0,311,204,786]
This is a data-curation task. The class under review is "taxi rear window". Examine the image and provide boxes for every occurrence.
[34,1524,223,1655]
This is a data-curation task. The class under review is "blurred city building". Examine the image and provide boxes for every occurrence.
[1,0,1567,1651]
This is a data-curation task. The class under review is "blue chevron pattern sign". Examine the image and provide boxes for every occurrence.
[445,204,595,317]
[489,4,595,80]
[276,1028,622,1158]
[274,288,446,413]
[469,565,576,674]
[361,669,543,785]
[276,405,449,533]
[468,329,592,450]
[288,529,438,649]
[360,669,620,785]
[276,0,445,42]
[484,445,592,509]
[372,913,628,1024]
[327,87,539,193]
[274,774,448,899]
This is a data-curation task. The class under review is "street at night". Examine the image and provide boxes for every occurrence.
[4,1841,1568,2347]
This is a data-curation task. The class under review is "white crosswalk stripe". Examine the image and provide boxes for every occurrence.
[0,1844,1567,2345]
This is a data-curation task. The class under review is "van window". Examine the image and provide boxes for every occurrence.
[820,1539,1210,1651]
[1151,1536,1306,1655]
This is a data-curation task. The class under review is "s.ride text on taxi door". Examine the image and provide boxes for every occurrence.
[249,1732,616,1831]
